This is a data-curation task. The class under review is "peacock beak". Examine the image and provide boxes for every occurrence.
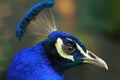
[76,43,108,70]
[82,50,108,70]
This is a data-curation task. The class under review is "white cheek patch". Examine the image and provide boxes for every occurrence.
[55,38,75,61]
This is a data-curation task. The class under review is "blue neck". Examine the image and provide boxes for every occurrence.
[7,41,64,80]
[35,42,64,80]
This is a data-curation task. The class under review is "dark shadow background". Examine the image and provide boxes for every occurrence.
[0,0,120,80]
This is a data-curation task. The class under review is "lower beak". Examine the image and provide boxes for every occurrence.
[82,50,108,70]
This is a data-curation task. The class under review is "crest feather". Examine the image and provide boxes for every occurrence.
[16,0,56,41]
[26,8,57,36]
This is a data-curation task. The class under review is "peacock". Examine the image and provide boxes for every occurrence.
[7,0,108,80]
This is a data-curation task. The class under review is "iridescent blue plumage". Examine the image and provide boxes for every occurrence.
[16,0,54,40]
[7,0,108,80]
[7,31,86,80]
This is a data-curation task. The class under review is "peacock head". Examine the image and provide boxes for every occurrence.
[46,31,108,70]
[16,1,108,71]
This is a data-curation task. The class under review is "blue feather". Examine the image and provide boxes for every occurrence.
[16,0,55,41]
[7,42,63,80]
[7,0,107,80]
[7,31,85,80]
[8,0,88,80]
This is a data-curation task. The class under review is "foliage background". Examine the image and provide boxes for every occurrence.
[0,0,120,80]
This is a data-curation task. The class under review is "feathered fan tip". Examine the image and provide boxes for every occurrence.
[26,8,57,36]
[16,0,56,41]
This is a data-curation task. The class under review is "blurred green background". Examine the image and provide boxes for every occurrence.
[0,0,120,80]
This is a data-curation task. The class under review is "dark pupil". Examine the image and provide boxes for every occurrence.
[65,43,74,51]
[63,42,76,54]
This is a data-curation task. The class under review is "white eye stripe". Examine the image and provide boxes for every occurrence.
[55,38,75,61]
[76,44,92,59]
[66,38,73,41]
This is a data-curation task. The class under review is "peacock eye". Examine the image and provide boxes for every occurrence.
[62,42,76,54]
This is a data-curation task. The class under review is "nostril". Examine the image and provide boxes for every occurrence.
[88,52,96,59]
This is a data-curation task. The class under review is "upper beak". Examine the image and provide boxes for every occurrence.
[82,50,108,70]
